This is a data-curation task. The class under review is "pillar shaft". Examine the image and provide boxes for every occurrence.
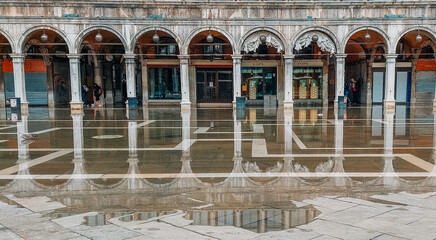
[124,55,136,98]
[232,55,242,105]
[179,55,190,109]
[384,54,397,111]
[284,55,294,109]
[335,54,347,102]
[68,54,83,111]
[11,54,26,103]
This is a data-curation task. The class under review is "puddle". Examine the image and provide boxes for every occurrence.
[118,211,177,222]
[184,206,320,233]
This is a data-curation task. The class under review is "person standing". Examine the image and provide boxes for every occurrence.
[92,83,102,107]
[81,84,89,106]
[350,78,359,104]
[344,80,350,105]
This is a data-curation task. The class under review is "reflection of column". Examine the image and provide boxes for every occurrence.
[179,55,190,110]
[127,119,140,190]
[232,55,242,107]
[383,112,397,187]
[384,54,397,111]
[11,54,28,113]
[333,111,346,186]
[335,54,346,105]
[128,121,138,159]
[17,114,29,160]
[234,110,242,158]
[284,109,293,155]
[284,55,294,109]
[68,54,83,111]
[181,109,191,157]
[72,113,84,160]
[124,54,137,102]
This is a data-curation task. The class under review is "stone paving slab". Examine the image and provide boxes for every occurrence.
[298,219,381,240]
[252,228,322,240]
[69,224,140,240]
[5,195,65,212]
[185,225,258,240]
[51,212,99,229]
[126,221,211,239]
[0,230,24,240]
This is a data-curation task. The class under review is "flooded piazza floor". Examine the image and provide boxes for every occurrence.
[1,105,436,239]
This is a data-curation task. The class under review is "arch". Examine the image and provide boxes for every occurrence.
[130,26,182,53]
[0,28,15,53]
[239,26,288,54]
[16,25,72,54]
[341,26,391,54]
[182,26,237,55]
[74,25,128,54]
[291,26,340,55]
[392,26,436,54]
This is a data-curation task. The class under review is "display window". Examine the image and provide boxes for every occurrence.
[241,67,277,100]
[148,67,181,100]
[293,67,322,100]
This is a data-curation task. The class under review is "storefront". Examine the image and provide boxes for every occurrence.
[196,68,233,103]
[241,67,277,103]
[148,67,181,100]
[292,60,325,105]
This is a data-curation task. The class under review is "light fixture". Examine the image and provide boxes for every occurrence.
[206,29,214,43]
[365,28,371,41]
[416,28,422,43]
[312,34,319,42]
[40,30,48,42]
[152,28,160,43]
[95,30,103,42]
[259,35,266,43]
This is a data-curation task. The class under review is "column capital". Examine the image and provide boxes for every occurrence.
[67,54,81,59]
[178,55,190,60]
[283,54,295,59]
[123,54,136,60]
[10,54,25,61]
[335,53,347,59]
[385,54,398,60]
[231,55,242,59]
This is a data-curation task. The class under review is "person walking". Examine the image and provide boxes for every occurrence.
[92,83,102,107]
[350,78,358,105]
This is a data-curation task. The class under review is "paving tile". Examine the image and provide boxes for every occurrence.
[311,235,342,240]
[186,225,258,240]
[51,212,99,229]
[160,212,193,227]
[371,234,409,240]
[252,228,321,240]
[5,195,65,212]
[127,221,210,239]
[363,208,423,225]
[302,197,357,216]
[319,205,394,225]
[298,219,381,240]
[8,221,81,240]
[69,224,140,240]
[0,230,24,240]
[371,193,436,210]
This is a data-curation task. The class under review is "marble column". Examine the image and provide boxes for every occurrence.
[17,114,29,161]
[383,111,397,187]
[232,55,242,108]
[179,55,191,110]
[67,54,83,112]
[10,54,28,114]
[124,54,137,109]
[283,55,294,109]
[334,54,347,107]
[0,61,5,112]
[384,54,397,111]
[72,113,84,160]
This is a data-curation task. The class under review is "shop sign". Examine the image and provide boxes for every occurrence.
[417,61,436,71]
[294,60,323,67]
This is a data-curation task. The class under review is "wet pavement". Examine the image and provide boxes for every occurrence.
[1,105,436,239]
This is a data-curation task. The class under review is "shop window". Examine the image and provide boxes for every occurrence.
[241,67,277,100]
[293,67,322,100]
[148,67,181,100]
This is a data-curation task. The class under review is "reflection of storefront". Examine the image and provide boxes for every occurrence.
[241,67,277,104]
[293,67,322,100]
[148,67,181,100]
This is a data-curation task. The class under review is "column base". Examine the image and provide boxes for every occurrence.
[283,100,294,109]
[383,100,395,112]
[70,102,83,114]
[181,101,191,110]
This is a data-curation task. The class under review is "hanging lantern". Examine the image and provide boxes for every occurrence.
[95,30,103,42]
[40,30,48,42]
[206,30,214,43]
[416,34,422,43]
[153,32,160,43]
[312,34,319,42]
[364,28,371,41]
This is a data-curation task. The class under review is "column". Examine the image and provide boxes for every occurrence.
[179,55,191,110]
[124,54,137,109]
[335,54,347,107]
[67,54,83,112]
[232,55,242,108]
[10,54,28,113]
[0,61,5,112]
[283,55,294,109]
[384,54,397,111]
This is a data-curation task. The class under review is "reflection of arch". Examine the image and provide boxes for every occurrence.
[341,26,390,54]
[240,27,287,54]
[17,25,72,54]
[74,25,128,54]
[183,27,236,55]
[291,27,340,54]
[130,27,182,53]
[0,29,15,53]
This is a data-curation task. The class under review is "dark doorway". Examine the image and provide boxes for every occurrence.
[196,69,233,103]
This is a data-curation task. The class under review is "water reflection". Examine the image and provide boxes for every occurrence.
[1,106,436,233]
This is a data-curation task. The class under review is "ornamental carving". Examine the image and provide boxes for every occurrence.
[294,31,336,54]
[243,31,284,53]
